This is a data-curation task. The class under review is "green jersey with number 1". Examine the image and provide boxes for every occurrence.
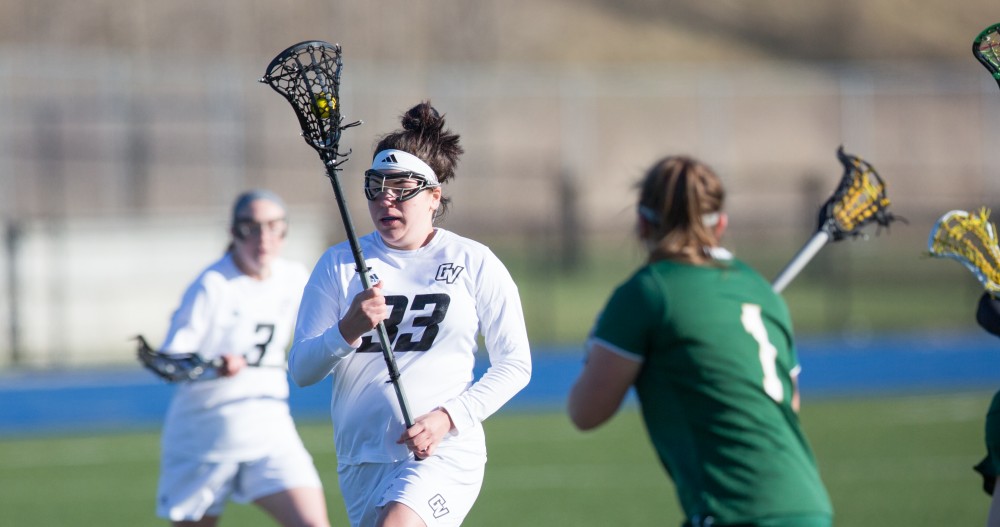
[588,255,832,525]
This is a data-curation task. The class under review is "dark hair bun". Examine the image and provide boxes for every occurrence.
[373,100,463,186]
[401,102,444,135]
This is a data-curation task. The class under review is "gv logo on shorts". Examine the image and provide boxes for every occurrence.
[428,494,450,519]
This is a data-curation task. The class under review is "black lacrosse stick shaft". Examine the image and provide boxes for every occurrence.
[325,157,415,429]
[262,41,415,429]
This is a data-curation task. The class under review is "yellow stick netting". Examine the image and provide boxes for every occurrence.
[928,208,1000,292]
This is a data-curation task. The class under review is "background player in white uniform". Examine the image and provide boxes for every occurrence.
[289,101,532,527]
[156,190,330,527]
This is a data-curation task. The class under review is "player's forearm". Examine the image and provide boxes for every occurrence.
[288,327,355,386]
[442,352,531,433]
[567,341,642,430]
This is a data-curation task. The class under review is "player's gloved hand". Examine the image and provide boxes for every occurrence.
[977,292,1000,338]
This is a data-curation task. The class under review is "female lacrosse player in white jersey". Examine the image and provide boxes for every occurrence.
[289,101,532,527]
[156,190,330,527]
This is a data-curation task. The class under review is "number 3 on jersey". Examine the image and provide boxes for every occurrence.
[740,303,785,403]
[358,293,451,353]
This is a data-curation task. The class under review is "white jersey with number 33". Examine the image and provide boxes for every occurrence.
[290,228,532,466]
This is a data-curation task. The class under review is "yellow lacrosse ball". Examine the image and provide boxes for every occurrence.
[312,93,336,119]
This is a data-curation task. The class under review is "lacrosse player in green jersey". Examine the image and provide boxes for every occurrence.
[974,292,1000,527]
[568,156,832,527]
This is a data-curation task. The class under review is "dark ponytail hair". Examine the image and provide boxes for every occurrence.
[373,101,463,220]
[637,156,725,264]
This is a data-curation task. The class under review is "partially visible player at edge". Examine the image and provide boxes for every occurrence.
[288,101,532,527]
[155,190,330,527]
[567,156,833,527]
[973,292,1000,527]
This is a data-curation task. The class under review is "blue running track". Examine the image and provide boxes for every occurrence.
[1,331,999,437]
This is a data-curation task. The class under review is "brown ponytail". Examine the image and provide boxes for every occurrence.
[637,156,725,264]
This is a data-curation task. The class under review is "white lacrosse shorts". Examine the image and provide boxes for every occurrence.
[338,453,485,527]
[156,446,323,522]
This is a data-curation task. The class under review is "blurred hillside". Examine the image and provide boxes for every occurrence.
[0,0,993,63]
[0,1,999,365]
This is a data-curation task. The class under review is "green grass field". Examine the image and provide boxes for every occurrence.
[0,389,991,526]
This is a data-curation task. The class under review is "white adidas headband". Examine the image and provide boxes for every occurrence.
[370,149,439,185]
[639,206,720,228]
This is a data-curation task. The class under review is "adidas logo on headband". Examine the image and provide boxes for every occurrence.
[371,149,439,184]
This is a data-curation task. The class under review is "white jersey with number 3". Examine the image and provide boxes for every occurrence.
[290,228,532,465]
[160,253,309,462]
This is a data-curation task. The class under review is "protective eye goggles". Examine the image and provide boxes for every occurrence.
[363,170,439,202]
[233,217,287,240]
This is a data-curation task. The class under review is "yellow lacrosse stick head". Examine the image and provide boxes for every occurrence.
[830,163,891,233]
[928,208,1000,293]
